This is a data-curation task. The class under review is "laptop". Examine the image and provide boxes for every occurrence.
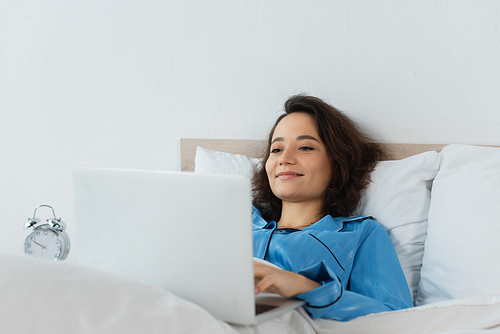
[73,167,304,325]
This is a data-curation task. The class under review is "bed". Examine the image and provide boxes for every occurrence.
[1,139,500,334]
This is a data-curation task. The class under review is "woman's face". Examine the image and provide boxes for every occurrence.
[265,112,332,206]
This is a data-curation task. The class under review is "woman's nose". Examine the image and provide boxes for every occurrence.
[278,148,296,165]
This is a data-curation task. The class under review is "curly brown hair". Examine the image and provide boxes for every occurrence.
[252,94,384,223]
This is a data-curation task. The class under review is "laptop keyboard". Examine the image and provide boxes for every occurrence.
[255,303,279,315]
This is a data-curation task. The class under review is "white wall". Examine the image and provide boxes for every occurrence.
[1,0,499,259]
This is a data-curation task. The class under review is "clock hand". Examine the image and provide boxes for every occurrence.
[33,240,45,249]
[43,232,53,257]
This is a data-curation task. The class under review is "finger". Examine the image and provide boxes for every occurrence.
[253,261,271,270]
[255,275,278,295]
[253,262,272,279]
[253,261,280,277]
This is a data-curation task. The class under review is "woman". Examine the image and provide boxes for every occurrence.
[252,95,413,321]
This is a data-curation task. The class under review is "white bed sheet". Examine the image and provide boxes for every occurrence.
[305,295,500,334]
[1,253,499,334]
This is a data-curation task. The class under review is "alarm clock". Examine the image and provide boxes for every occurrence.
[24,205,70,261]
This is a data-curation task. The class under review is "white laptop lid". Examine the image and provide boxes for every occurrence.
[73,167,257,324]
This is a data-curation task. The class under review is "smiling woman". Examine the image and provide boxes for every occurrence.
[253,95,384,223]
[251,95,413,321]
[265,113,332,229]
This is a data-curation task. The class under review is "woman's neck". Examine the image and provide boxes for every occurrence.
[277,201,325,229]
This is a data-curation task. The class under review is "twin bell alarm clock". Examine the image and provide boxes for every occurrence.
[23,205,70,261]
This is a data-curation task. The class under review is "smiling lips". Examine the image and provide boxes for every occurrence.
[276,171,304,180]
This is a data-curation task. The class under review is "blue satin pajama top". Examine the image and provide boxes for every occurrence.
[252,207,413,321]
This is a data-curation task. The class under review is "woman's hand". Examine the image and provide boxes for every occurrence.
[254,260,320,298]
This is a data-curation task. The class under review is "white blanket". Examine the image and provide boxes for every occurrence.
[1,253,499,334]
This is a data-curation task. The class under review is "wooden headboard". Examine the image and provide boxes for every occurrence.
[180,138,449,172]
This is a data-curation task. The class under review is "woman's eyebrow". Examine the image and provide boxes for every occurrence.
[271,137,284,144]
[296,135,320,142]
[271,135,320,144]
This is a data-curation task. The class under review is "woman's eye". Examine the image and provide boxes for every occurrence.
[270,148,282,154]
[299,146,314,151]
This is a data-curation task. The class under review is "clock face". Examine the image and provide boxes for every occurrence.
[24,228,63,260]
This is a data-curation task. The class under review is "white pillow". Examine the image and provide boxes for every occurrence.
[357,151,441,303]
[195,146,441,303]
[416,144,500,306]
[194,146,262,179]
